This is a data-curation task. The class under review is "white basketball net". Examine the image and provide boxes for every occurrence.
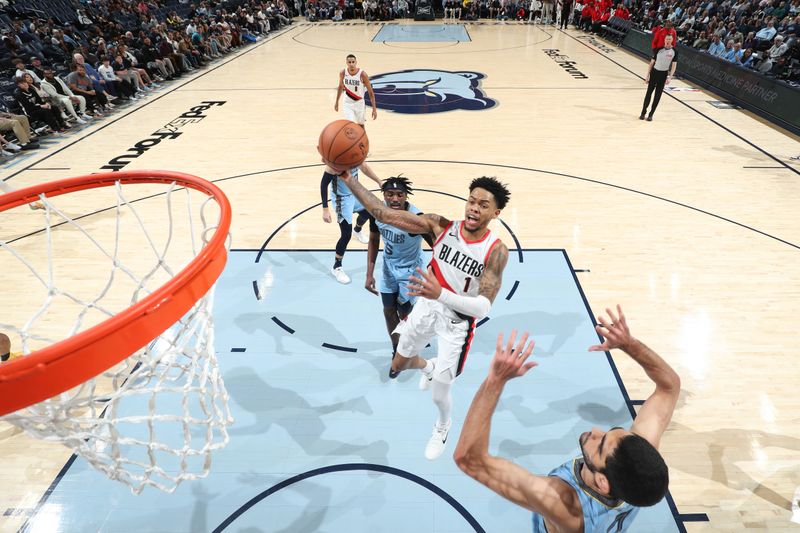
[0,180,232,494]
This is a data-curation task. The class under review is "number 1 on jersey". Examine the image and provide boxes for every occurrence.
[463,277,471,292]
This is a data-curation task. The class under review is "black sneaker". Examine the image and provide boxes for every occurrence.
[646,115,653,121]
[21,142,41,150]
[639,113,645,120]
[389,352,400,379]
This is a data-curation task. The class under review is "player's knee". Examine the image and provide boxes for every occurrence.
[398,300,413,318]
[382,307,397,321]
[431,380,452,405]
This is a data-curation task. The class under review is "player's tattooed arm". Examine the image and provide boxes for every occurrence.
[341,171,447,235]
[478,242,509,303]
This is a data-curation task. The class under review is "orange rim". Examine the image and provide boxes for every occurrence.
[0,170,231,417]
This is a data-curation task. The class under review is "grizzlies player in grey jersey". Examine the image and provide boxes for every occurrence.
[455,306,680,532]
[364,177,432,376]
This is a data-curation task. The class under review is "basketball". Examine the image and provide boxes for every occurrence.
[317,120,369,172]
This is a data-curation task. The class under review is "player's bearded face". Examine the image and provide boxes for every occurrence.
[383,190,407,209]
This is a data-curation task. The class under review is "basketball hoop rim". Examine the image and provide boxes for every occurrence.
[0,170,232,417]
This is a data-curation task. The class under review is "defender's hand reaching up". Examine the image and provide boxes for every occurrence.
[589,305,634,352]
[489,330,537,382]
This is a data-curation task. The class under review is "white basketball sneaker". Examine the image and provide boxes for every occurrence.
[424,419,451,460]
[331,266,351,284]
[419,371,433,390]
[353,229,369,244]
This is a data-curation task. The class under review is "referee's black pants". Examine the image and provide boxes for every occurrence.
[641,69,668,117]
[559,8,570,28]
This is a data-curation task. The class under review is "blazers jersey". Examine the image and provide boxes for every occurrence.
[429,220,500,298]
[342,68,364,101]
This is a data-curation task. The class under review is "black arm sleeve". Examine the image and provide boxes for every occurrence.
[320,172,334,207]
[368,213,379,233]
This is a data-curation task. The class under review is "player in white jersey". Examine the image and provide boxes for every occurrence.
[334,54,377,125]
[341,172,511,460]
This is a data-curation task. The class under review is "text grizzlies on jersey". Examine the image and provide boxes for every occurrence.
[542,49,589,79]
[381,228,406,243]
[438,243,484,277]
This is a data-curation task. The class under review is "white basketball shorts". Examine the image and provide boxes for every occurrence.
[342,98,366,125]
[395,297,476,384]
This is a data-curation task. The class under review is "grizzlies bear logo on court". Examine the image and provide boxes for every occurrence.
[365,70,496,114]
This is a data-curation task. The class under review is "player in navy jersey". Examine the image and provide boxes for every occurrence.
[341,170,511,460]
[364,177,431,375]
[454,306,679,532]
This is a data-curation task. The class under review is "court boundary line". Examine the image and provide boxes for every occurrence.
[562,249,696,531]
[1,23,300,184]
[557,29,800,176]
[210,463,485,532]
[249,246,700,529]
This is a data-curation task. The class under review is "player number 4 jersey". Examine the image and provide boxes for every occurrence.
[430,220,501,297]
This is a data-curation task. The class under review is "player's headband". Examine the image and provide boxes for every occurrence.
[381,177,412,194]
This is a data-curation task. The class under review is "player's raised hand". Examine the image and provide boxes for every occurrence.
[490,330,537,382]
[589,305,633,352]
[408,266,442,300]
[365,273,378,295]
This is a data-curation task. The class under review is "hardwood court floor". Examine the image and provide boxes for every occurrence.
[1,20,799,532]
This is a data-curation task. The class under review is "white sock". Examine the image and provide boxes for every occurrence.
[431,380,452,427]
[422,358,435,376]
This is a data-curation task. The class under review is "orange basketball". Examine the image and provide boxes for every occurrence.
[317,120,369,172]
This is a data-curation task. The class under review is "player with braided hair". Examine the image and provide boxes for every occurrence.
[364,176,431,377]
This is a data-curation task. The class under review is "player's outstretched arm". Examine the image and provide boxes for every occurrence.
[358,162,382,186]
[589,305,680,449]
[454,331,581,529]
[340,170,448,236]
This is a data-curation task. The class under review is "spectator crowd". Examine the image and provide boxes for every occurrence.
[0,0,295,159]
[631,0,799,82]
[0,0,797,159]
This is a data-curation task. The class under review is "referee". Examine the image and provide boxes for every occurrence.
[640,34,677,121]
